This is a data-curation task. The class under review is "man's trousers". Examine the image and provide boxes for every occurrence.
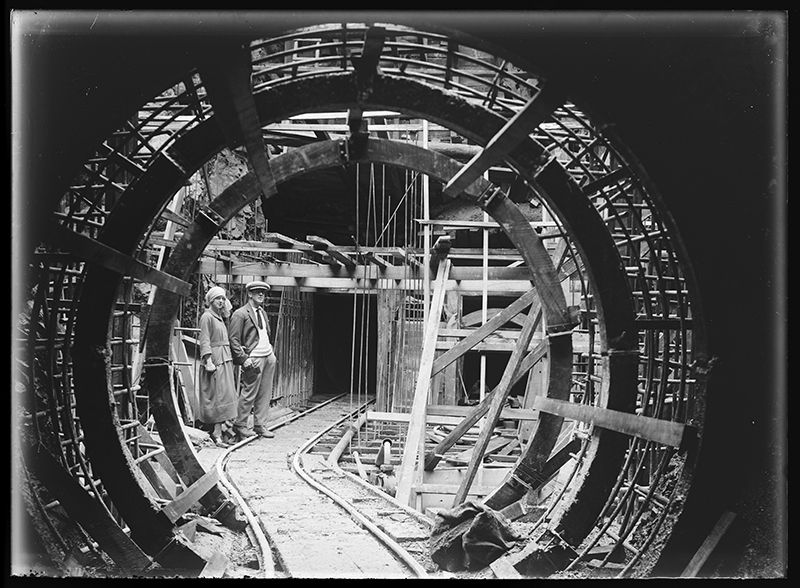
[235,353,277,430]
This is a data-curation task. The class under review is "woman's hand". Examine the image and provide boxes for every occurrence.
[204,359,217,373]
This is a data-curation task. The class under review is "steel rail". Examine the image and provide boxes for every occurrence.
[214,392,348,577]
[289,398,430,578]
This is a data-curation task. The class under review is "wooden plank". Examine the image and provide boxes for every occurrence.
[395,258,452,507]
[635,318,694,330]
[159,207,192,227]
[199,552,230,579]
[176,519,198,542]
[306,235,357,268]
[413,483,498,496]
[445,436,512,465]
[137,456,175,501]
[440,291,461,406]
[443,81,566,198]
[680,511,737,577]
[423,338,548,471]
[533,397,687,448]
[390,246,424,269]
[435,337,537,353]
[201,43,276,198]
[429,235,452,271]
[47,221,191,297]
[417,218,559,230]
[25,446,153,573]
[210,275,537,296]
[497,438,520,456]
[367,411,484,430]
[266,232,341,266]
[490,554,523,579]
[430,288,539,376]
[438,327,528,339]
[170,325,197,423]
[136,425,182,486]
[159,468,221,524]
[196,258,530,281]
[580,167,630,196]
[436,331,587,353]
[453,297,543,505]
[426,404,538,422]
[462,308,527,328]
[361,250,392,269]
[152,234,523,259]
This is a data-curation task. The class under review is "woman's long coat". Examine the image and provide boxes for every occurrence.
[197,309,237,424]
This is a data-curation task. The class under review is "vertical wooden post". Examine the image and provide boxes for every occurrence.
[422,119,430,322]
[376,286,395,412]
[170,321,197,423]
[395,258,451,507]
[442,291,461,405]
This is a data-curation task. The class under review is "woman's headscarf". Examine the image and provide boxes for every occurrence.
[205,286,226,307]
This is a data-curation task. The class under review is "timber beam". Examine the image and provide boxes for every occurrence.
[306,235,358,268]
[442,80,567,198]
[200,42,277,198]
[395,257,452,507]
[46,221,191,297]
[423,338,549,471]
[431,288,539,376]
[265,232,343,266]
[532,397,691,449]
[195,258,531,281]
[453,297,544,505]
[151,231,530,261]
[24,445,156,574]
[210,275,536,295]
[361,250,392,270]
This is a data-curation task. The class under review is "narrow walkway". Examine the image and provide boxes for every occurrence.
[225,396,415,578]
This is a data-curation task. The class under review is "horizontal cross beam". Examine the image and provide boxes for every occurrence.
[47,222,191,297]
[532,397,688,448]
[195,259,532,281]
[211,275,536,295]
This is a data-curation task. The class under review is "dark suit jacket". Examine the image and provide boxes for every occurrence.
[228,303,272,365]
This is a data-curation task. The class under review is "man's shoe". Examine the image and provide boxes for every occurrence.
[235,427,257,441]
[254,426,275,438]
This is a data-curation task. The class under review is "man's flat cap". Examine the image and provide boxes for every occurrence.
[245,281,271,292]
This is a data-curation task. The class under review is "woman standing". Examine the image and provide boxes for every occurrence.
[198,286,238,447]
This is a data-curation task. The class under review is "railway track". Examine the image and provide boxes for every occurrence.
[213,393,436,579]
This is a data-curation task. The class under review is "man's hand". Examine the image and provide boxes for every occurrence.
[244,357,261,373]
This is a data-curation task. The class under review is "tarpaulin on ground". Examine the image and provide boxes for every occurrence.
[429,500,520,571]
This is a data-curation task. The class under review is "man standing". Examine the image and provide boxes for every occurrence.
[229,281,277,440]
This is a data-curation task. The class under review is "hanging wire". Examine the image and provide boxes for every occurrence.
[349,162,360,418]
[374,171,420,246]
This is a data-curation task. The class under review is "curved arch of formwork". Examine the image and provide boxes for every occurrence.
[75,76,645,562]
[24,22,708,576]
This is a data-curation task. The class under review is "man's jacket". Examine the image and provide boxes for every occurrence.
[228,304,271,365]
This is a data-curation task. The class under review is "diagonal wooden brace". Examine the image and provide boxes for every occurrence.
[443,80,568,198]
[159,468,221,524]
[424,338,548,471]
[452,297,544,505]
[395,257,452,507]
[47,221,191,297]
